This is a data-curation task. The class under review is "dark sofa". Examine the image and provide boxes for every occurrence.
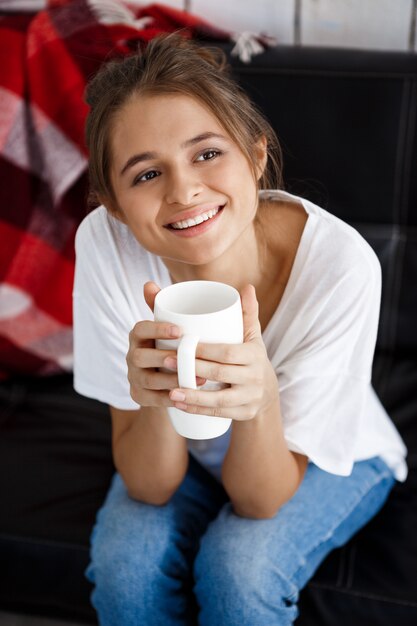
[1,42,416,625]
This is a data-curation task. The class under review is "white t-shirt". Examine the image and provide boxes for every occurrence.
[73,190,408,482]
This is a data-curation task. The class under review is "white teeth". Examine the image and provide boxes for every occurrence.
[171,207,220,230]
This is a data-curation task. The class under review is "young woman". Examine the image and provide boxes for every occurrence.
[73,34,407,626]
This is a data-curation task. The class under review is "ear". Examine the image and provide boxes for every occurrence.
[254,135,268,182]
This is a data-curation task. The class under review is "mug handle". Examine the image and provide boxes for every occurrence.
[177,334,200,389]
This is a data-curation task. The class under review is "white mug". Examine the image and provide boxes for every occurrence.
[154,280,243,440]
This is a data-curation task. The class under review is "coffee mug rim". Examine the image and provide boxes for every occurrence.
[154,280,240,317]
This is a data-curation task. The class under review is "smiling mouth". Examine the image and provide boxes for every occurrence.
[165,205,225,230]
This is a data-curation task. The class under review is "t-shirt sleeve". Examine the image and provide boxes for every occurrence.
[278,248,382,476]
[72,215,143,410]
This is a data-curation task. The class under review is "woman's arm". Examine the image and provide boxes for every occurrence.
[111,405,188,505]
[221,400,308,518]
[220,284,308,516]
[167,284,308,519]
[112,280,205,506]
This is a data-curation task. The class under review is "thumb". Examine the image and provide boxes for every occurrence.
[144,281,161,313]
[240,284,262,342]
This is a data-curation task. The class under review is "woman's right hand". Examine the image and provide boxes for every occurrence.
[126,281,205,408]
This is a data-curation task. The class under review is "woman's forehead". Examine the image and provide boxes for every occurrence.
[118,91,225,128]
[110,92,231,156]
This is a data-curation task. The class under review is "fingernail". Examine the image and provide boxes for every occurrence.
[171,390,186,401]
[164,357,177,369]
[169,326,181,338]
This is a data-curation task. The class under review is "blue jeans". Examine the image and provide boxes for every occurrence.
[86,455,395,626]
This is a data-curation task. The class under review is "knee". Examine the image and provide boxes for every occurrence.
[87,495,181,621]
[194,505,299,623]
[89,514,169,613]
[195,518,266,601]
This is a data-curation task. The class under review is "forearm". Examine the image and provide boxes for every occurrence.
[221,399,307,519]
[112,406,188,505]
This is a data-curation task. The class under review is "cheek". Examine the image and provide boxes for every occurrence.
[117,203,161,247]
[131,211,160,238]
[226,155,257,188]
[118,188,157,220]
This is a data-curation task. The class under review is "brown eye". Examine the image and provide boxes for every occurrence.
[195,149,222,162]
[133,170,160,185]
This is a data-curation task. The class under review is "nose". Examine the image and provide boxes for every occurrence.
[165,166,203,206]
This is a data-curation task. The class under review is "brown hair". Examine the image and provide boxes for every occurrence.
[85,32,283,206]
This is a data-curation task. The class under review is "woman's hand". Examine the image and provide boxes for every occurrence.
[166,285,280,421]
[126,281,206,408]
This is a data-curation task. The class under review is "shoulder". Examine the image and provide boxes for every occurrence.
[272,189,381,288]
[74,205,139,291]
[312,205,381,286]
[75,205,115,250]
[75,206,110,261]
[260,189,381,288]
[299,205,383,322]
[75,205,145,267]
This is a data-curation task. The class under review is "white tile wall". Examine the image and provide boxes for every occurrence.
[301,0,413,51]
[191,0,296,43]
[129,0,185,9]
[1,0,46,8]
[412,1,417,50]
[107,0,417,52]
[3,0,416,51]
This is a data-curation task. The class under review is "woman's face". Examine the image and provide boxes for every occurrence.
[108,92,264,267]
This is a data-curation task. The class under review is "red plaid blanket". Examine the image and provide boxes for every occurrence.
[0,0,232,379]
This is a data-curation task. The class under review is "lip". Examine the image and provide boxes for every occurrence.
[163,203,224,227]
[165,205,224,238]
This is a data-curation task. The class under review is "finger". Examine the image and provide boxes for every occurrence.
[193,358,250,385]
[157,355,207,387]
[195,342,252,365]
[163,356,250,385]
[138,370,180,391]
[240,284,262,342]
[131,387,173,408]
[132,347,179,369]
[130,320,181,347]
[143,281,161,313]
[171,401,254,421]
[169,384,253,409]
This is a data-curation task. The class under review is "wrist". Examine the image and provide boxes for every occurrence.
[138,405,185,440]
[232,393,280,428]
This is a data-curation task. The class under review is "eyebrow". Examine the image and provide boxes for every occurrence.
[119,132,227,176]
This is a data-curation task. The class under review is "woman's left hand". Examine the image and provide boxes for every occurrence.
[166,285,280,421]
